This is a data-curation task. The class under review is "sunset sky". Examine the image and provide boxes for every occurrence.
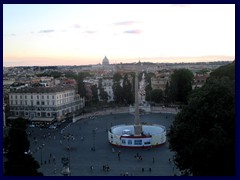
[3,4,235,66]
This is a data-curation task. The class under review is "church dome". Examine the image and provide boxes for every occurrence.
[102,56,109,65]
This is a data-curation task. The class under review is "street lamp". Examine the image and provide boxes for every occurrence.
[92,128,97,151]
[39,143,45,165]
[65,133,73,174]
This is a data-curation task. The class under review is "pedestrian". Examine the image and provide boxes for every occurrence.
[53,156,56,164]
[168,158,171,164]
[90,165,93,171]
[152,157,155,163]
[149,167,152,172]
[142,168,144,172]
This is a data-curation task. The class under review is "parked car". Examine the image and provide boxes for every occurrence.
[49,125,57,129]
[29,124,35,128]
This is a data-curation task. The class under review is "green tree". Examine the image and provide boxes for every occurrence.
[167,62,235,176]
[77,73,86,98]
[122,74,134,105]
[164,81,171,105]
[98,79,109,102]
[145,72,154,102]
[169,69,194,104]
[91,84,99,103]
[112,73,123,104]
[4,118,43,176]
[150,89,163,103]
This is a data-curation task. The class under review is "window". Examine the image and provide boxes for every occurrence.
[37,95,39,99]
[25,95,27,99]
[20,95,22,99]
[52,95,54,99]
[15,100,18,105]
[128,140,132,145]
[41,101,45,105]
[122,139,126,144]
[31,95,33,99]
[42,95,44,99]
[25,100,28,105]
[31,101,33,106]
[15,95,17,99]
[47,95,49,99]
[36,101,40,105]
[134,140,142,145]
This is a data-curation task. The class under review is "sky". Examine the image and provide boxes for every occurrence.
[3,4,235,66]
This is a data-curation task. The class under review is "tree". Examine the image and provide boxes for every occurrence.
[150,89,163,104]
[169,69,194,104]
[112,73,123,104]
[77,73,86,98]
[4,118,43,176]
[91,84,99,103]
[164,81,171,105]
[145,72,154,102]
[122,74,134,105]
[167,62,235,176]
[98,79,109,102]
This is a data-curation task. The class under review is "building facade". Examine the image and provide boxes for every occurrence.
[8,86,85,125]
[151,71,170,91]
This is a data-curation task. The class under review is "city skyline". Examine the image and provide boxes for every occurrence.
[3,4,235,67]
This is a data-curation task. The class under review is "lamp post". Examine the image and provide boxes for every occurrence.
[65,133,72,174]
[39,143,45,165]
[92,128,97,151]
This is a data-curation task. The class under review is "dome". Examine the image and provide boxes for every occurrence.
[102,56,109,65]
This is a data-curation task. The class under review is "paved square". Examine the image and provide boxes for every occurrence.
[28,112,178,176]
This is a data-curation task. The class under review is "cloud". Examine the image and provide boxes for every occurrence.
[84,30,96,34]
[73,24,81,29]
[124,29,141,34]
[114,21,138,26]
[4,33,16,37]
[39,29,55,33]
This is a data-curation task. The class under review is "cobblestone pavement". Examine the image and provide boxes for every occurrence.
[28,112,179,176]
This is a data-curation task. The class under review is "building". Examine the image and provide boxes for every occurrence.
[192,74,209,89]
[102,56,110,66]
[8,86,85,126]
[101,78,114,102]
[151,71,171,91]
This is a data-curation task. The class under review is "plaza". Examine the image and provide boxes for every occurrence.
[28,110,178,176]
